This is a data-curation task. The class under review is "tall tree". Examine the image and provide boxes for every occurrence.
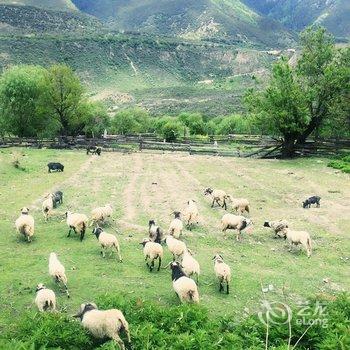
[43,64,84,136]
[296,27,350,142]
[245,26,350,157]
[0,66,51,137]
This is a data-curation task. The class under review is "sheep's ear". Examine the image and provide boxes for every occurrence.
[219,254,223,260]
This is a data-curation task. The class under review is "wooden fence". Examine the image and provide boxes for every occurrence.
[0,134,349,158]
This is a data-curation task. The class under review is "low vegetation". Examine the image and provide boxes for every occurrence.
[328,155,350,173]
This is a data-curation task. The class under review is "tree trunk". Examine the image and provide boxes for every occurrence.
[281,137,296,158]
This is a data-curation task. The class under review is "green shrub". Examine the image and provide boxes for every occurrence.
[328,154,350,173]
[5,312,92,349]
[2,294,349,349]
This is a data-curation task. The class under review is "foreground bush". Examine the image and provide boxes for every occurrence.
[328,154,350,173]
[2,294,349,349]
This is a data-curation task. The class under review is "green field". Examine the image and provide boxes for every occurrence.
[0,148,349,347]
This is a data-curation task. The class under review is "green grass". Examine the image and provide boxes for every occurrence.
[0,148,349,345]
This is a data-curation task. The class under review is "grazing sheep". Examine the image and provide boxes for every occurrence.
[42,194,54,221]
[183,200,199,230]
[165,235,187,261]
[278,228,312,258]
[263,220,289,237]
[15,207,34,242]
[90,204,113,226]
[204,188,230,210]
[74,303,131,350]
[168,211,183,238]
[92,227,122,262]
[35,283,56,312]
[66,211,88,241]
[181,249,200,284]
[86,146,102,156]
[148,220,164,244]
[140,238,163,272]
[49,252,69,297]
[230,197,250,215]
[303,196,321,208]
[213,254,231,294]
[52,191,63,208]
[221,213,252,241]
[47,162,64,173]
[168,262,199,303]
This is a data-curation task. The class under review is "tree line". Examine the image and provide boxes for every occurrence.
[0,27,349,156]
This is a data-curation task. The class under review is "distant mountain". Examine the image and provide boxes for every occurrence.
[0,0,78,12]
[242,0,350,39]
[0,5,102,35]
[71,0,295,48]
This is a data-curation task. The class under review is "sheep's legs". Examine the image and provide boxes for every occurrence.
[211,198,216,207]
[222,200,227,210]
[226,283,229,294]
[112,335,125,350]
[80,229,85,241]
[116,246,122,262]
[219,282,224,292]
[158,257,162,271]
[67,227,72,237]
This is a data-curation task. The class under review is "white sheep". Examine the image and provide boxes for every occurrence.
[90,204,113,226]
[221,213,252,241]
[183,200,199,229]
[140,238,163,272]
[263,220,289,236]
[148,220,163,244]
[74,303,131,350]
[49,252,69,297]
[92,227,122,262]
[278,228,312,258]
[165,235,187,261]
[181,249,200,284]
[35,283,56,312]
[168,211,183,238]
[66,211,88,241]
[213,254,231,294]
[204,188,230,210]
[42,194,54,221]
[230,197,250,215]
[15,207,35,242]
[168,262,199,303]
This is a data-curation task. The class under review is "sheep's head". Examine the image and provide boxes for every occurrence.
[21,207,30,215]
[277,228,288,239]
[263,221,271,228]
[187,199,196,205]
[36,283,46,292]
[204,188,213,195]
[212,254,224,263]
[302,201,308,208]
[149,219,155,227]
[92,227,103,238]
[140,238,151,246]
[173,211,181,219]
[73,303,98,319]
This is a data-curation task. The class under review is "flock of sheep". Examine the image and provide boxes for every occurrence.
[13,162,321,350]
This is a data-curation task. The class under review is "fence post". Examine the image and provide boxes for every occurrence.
[139,137,143,151]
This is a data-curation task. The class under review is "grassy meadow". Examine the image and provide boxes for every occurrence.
[0,148,349,345]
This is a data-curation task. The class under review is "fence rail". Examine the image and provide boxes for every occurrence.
[0,135,349,158]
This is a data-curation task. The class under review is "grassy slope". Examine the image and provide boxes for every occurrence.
[0,35,273,115]
[243,0,350,40]
[0,0,78,11]
[72,0,295,47]
[0,148,349,333]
